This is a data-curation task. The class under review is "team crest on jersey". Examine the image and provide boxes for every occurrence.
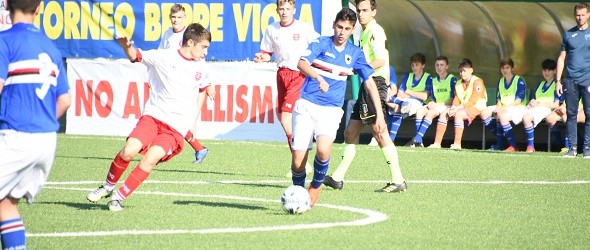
[476,86,481,92]
[195,72,202,81]
[586,34,590,40]
[345,54,352,65]
[293,33,300,41]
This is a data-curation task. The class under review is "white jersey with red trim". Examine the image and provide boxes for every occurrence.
[259,20,319,70]
[158,27,186,49]
[136,49,209,135]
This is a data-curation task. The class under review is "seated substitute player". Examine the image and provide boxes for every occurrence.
[291,7,387,207]
[520,59,560,153]
[323,0,407,193]
[429,58,487,149]
[387,52,433,142]
[406,55,457,147]
[0,0,71,248]
[480,57,527,151]
[545,100,585,154]
[158,4,214,164]
[86,23,212,212]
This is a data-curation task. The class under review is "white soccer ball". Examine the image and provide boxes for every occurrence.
[281,185,311,214]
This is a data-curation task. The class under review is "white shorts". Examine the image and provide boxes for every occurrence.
[525,106,552,128]
[399,98,424,116]
[431,104,450,114]
[291,99,344,151]
[503,106,527,125]
[0,130,57,203]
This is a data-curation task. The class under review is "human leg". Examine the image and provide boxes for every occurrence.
[328,120,362,184]
[0,198,25,250]
[563,79,581,156]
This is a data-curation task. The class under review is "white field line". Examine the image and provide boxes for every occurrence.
[28,187,387,237]
[46,179,590,185]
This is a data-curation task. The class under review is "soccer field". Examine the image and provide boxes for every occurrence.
[22,134,590,249]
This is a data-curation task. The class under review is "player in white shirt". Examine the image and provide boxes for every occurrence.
[253,0,319,176]
[87,23,211,212]
[158,4,214,164]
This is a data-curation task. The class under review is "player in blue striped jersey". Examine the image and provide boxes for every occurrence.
[290,8,386,207]
[0,1,71,248]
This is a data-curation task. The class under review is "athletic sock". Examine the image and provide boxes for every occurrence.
[331,144,356,181]
[483,116,496,134]
[389,96,403,105]
[503,123,516,148]
[389,114,403,141]
[291,167,306,187]
[106,154,131,187]
[414,119,431,143]
[433,120,447,145]
[115,167,150,200]
[415,118,423,132]
[382,144,404,184]
[453,121,465,145]
[495,121,506,148]
[185,131,205,151]
[310,156,329,189]
[524,125,535,148]
[0,218,26,250]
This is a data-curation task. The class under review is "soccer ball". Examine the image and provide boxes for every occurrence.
[281,185,311,214]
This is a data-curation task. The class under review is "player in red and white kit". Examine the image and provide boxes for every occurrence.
[87,23,211,212]
[253,0,319,176]
[158,4,214,164]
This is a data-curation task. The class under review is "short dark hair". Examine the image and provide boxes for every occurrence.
[410,53,426,65]
[458,58,473,69]
[435,55,449,65]
[355,0,377,10]
[499,57,514,68]
[334,8,357,24]
[541,59,557,70]
[574,3,589,12]
[9,0,41,14]
[182,23,211,46]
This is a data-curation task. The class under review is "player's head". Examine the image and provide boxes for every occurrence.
[8,0,41,20]
[169,4,186,32]
[541,58,557,81]
[276,0,296,25]
[183,23,211,61]
[574,3,590,27]
[332,8,357,46]
[499,57,514,77]
[458,58,474,81]
[355,0,377,26]
[434,55,449,76]
[410,53,426,75]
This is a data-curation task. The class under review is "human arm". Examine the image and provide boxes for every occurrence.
[116,36,138,61]
[297,59,328,92]
[253,52,271,63]
[56,93,71,119]
[555,50,567,96]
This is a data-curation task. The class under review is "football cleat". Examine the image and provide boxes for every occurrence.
[563,147,577,158]
[193,148,209,164]
[375,181,407,193]
[308,186,322,207]
[449,144,462,150]
[323,175,343,190]
[427,143,441,149]
[525,146,535,153]
[583,147,590,159]
[503,146,518,152]
[108,199,124,212]
[87,185,113,203]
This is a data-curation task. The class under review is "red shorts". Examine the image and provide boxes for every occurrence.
[277,67,305,113]
[128,115,185,162]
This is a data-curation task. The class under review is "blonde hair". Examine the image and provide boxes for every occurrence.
[277,0,295,6]
[170,4,185,16]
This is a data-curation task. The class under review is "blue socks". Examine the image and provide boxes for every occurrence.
[388,114,403,141]
[1,218,26,250]
[414,119,432,143]
[291,167,306,187]
[524,125,535,147]
[310,157,329,189]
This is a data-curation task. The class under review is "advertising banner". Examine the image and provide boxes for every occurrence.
[66,58,285,141]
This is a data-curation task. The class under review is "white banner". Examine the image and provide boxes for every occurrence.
[66,58,285,141]
[0,0,9,32]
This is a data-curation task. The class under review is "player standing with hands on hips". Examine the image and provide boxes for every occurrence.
[555,3,590,158]
[254,0,320,176]
[0,0,71,248]
[290,8,386,207]
[86,23,212,212]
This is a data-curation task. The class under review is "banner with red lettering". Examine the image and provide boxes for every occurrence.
[66,58,285,141]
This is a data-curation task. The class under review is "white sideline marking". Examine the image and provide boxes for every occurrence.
[29,187,387,237]
[46,179,590,185]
